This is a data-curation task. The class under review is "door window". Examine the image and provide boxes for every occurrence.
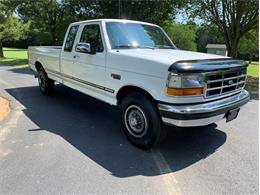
[64,25,79,52]
[80,24,104,52]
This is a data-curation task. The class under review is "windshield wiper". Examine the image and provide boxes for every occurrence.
[114,45,156,49]
[114,45,137,49]
[139,46,155,49]
[156,45,175,49]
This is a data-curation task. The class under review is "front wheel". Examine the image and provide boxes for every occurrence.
[120,92,167,149]
[38,67,54,95]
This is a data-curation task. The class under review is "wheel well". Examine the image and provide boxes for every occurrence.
[35,61,43,71]
[117,86,155,105]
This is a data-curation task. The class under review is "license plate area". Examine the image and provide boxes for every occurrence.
[225,108,240,122]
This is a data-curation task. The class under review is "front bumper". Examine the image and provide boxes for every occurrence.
[158,90,250,127]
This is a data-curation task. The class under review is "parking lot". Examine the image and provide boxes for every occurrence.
[0,65,258,194]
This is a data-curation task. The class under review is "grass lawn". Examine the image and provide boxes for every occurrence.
[0,47,28,66]
[247,61,259,77]
[245,61,259,92]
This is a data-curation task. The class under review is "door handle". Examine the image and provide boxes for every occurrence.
[73,54,80,59]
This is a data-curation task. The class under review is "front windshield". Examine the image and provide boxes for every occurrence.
[105,22,175,49]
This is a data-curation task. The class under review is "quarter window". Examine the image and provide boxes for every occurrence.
[80,24,104,52]
[64,25,79,52]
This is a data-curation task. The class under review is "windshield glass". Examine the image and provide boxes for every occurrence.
[105,22,175,49]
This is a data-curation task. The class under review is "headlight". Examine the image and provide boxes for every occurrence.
[167,74,204,96]
[167,74,204,88]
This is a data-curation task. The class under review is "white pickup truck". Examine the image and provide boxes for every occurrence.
[28,19,250,149]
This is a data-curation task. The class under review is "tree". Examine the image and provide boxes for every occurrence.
[6,0,187,46]
[189,0,259,57]
[163,21,197,51]
[8,0,66,45]
[63,0,185,26]
[0,2,27,58]
[238,29,259,63]
[195,24,224,52]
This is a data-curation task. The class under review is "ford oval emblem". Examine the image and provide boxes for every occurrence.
[228,80,234,85]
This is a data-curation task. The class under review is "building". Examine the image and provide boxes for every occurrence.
[206,44,227,56]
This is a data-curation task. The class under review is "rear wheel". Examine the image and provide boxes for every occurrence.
[38,67,54,95]
[120,92,167,149]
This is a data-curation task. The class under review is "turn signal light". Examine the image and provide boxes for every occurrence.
[167,87,203,96]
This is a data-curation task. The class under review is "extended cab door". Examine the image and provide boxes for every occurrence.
[60,25,79,78]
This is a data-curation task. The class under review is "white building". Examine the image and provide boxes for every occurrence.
[206,44,227,56]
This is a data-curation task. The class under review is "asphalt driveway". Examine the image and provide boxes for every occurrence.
[0,65,258,194]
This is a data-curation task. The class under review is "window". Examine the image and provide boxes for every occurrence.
[106,22,175,49]
[64,25,79,52]
[80,24,104,52]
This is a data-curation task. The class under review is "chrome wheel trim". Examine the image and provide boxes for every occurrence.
[124,105,148,138]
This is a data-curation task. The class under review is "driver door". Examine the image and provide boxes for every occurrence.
[73,23,107,94]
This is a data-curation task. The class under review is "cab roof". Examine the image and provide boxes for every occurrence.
[71,19,159,27]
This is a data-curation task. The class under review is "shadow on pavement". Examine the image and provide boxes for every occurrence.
[7,66,33,75]
[249,92,259,100]
[6,85,227,177]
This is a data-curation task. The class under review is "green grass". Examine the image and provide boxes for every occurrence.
[245,76,259,92]
[247,61,259,77]
[245,61,259,92]
[0,47,28,66]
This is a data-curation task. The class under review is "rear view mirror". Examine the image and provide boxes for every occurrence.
[76,42,95,54]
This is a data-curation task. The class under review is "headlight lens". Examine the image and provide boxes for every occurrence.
[167,74,204,88]
[167,74,204,96]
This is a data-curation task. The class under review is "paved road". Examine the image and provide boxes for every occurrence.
[0,65,258,194]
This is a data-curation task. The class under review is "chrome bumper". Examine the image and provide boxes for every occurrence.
[158,90,250,127]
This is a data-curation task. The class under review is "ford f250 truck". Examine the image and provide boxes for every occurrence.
[28,19,250,149]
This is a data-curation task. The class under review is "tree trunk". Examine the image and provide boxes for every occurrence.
[228,47,237,58]
[228,37,239,58]
[0,41,4,58]
[249,54,252,64]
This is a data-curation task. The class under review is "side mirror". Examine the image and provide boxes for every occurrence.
[76,42,96,54]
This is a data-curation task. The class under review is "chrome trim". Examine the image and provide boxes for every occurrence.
[158,90,249,115]
[206,81,245,91]
[162,114,225,127]
[204,67,246,98]
[45,68,114,93]
[207,74,246,83]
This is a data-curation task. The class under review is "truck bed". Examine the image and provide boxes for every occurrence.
[28,46,62,73]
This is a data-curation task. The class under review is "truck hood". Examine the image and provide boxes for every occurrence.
[114,49,229,65]
[107,49,245,79]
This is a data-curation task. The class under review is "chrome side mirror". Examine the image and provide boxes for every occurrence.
[76,42,95,54]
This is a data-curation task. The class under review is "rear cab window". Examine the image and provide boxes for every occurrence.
[64,25,79,52]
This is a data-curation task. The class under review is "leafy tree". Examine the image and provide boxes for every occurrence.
[195,24,224,52]
[63,0,185,26]
[238,29,259,63]
[163,21,196,51]
[8,0,67,45]
[189,0,259,57]
[5,0,187,47]
[0,2,28,58]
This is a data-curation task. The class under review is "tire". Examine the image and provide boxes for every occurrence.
[120,92,168,149]
[38,67,54,95]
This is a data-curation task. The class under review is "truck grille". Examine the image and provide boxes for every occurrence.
[205,68,246,98]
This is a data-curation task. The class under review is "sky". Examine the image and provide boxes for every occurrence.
[175,11,203,25]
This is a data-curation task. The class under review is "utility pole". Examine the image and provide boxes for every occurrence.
[118,0,121,18]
